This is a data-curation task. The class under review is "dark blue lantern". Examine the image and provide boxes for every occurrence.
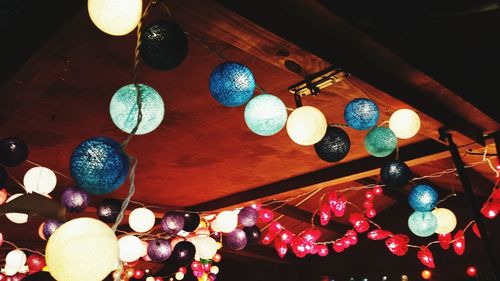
[314,126,350,163]
[344,98,379,130]
[70,137,129,195]
[0,137,28,167]
[408,184,438,212]
[380,160,411,188]
[209,61,255,107]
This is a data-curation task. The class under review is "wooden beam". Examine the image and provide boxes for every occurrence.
[274,204,350,234]
[189,139,449,211]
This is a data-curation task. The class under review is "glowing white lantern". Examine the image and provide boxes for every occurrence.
[210,266,219,275]
[286,106,327,145]
[3,265,18,276]
[128,207,155,233]
[195,236,218,259]
[175,271,185,280]
[46,218,119,281]
[88,0,142,36]
[5,194,28,224]
[389,109,421,139]
[432,208,457,234]
[23,166,57,195]
[212,211,238,233]
[5,249,26,273]
[118,235,144,262]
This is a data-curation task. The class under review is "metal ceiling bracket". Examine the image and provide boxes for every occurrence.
[288,66,349,97]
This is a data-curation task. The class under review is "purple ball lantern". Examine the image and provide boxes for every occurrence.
[161,211,185,235]
[43,219,63,239]
[226,228,247,250]
[147,238,172,262]
[238,207,258,227]
[61,187,90,213]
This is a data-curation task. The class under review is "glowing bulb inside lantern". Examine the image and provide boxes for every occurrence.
[431,208,457,234]
[88,0,142,36]
[286,106,327,146]
[129,208,156,233]
[118,235,144,262]
[23,166,57,195]
[389,109,421,139]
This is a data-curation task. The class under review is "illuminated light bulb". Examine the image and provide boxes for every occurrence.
[466,266,477,277]
[88,0,142,36]
[212,211,238,233]
[118,235,144,262]
[195,236,218,259]
[389,109,421,139]
[244,94,287,136]
[286,106,327,146]
[432,208,457,234]
[23,167,57,195]
[175,272,184,280]
[128,208,156,233]
[421,270,432,280]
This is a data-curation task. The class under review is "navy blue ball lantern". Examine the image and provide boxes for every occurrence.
[380,160,411,188]
[70,137,129,195]
[408,184,438,212]
[209,61,255,107]
[314,126,350,163]
[344,98,379,130]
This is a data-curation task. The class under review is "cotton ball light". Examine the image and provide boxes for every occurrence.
[128,207,155,233]
[96,198,122,223]
[87,0,142,36]
[147,239,172,262]
[175,272,185,280]
[364,127,397,157]
[389,109,421,139]
[226,228,247,250]
[60,186,90,213]
[244,94,287,136]
[0,137,28,167]
[110,84,165,135]
[212,211,238,233]
[209,62,255,107]
[314,126,350,162]
[45,217,119,281]
[5,250,26,273]
[23,167,57,195]
[408,211,437,237]
[43,219,64,239]
[118,235,144,262]
[210,266,219,275]
[195,236,218,259]
[408,184,438,212]
[5,194,28,224]
[286,106,327,146]
[432,208,457,234]
[344,98,379,130]
[238,207,258,227]
[380,160,411,188]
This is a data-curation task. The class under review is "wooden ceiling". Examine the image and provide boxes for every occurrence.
[0,0,499,280]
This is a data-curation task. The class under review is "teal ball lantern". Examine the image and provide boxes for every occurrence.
[110,84,165,135]
[209,61,255,107]
[244,94,287,136]
[408,211,438,237]
[408,184,438,212]
[364,127,397,157]
[70,137,129,195]
[344,98,379,130]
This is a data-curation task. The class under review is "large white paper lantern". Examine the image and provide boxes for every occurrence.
[46,218,119,281]
[128,207,155,233]
[389,109,421,139]
[5,193,28,224]
[88,0,142,36]
[23,166,57,195]
[118,235,144,262]
[432,208,457,234]
[286,106,327,146]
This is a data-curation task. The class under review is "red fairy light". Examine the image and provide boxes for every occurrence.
[438,233,451,250]
[363,200,374,209]
[319,203,331,226]
[453,230,465,255]
[367,229,392,240]
[261,232,274,245]
[307,243,317,254]
[274,237,288,259]
[417,246,436,268]
[332,240,345,253]
[329,194,347,217]
[491,188,500,200]
[258,208,274,223]
[290,236,307,258]
[365,208,377,218]
[300,228,322,243]
[317,244,329,256]
[385,234,410,256]
[261,222,283,245]
[345,230,358,245]
[280,230,294,244]
[364,191,374,200]
[349,213,370,233]
[481,202,499,219]
[341,237,351,248]
[327,192,338,211]
[373,185,383,195]
[472,223,481,238]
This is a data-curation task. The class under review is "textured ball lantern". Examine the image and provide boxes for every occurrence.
[389,109,421,139]
[96,198,122,223]
[70,137,129,195]
[118,235,144,262]
[314,126,350,162]
[408,184,438,212]
[5,193,28,224]
[211,211,238,233]
[161,211,185,235]
[61,187,90,213]
[432,208,457,234]
[147,239,172,262]
[209,62,255,107]
[140,21,188,70]
[45,218,119,281]
[286,106,327,146]
[226,229,248,250]
[23,167,57,195]
[364,127,397,157]
[128,207,156,233]
[380,160,411,188]
[88,0,142,36]
[110,84,165,135]
[43,220,64,239]
[195,236,218,259]
[0,137,28,167]
[244,94,287,136]
[344,98,379,130]
[238,207,258,227]
[181,212,201,232]
[243,226,261,245]
[172,241,196,265]
[5,250,26,274]
[408,211,438,237]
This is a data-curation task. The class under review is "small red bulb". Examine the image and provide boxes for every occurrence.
[373,186,383,195]
[466,266,477,277]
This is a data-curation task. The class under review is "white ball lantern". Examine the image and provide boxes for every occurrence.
[45,218,119,281]
[175,272,185,280]
[5,249,26,273]
[432,208,457,234]
[286,106,327,145]
[5,193,28,224]
[128,207,155,233]
[212,211,238,233]
[23,166,57,195]
[88,0,142,36]
[389,109,421,139]
[195,236,218,259]
[118,235,144,262]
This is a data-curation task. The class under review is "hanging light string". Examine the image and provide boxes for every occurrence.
[0,240,45,256]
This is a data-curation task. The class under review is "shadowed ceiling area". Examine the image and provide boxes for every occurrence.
[0,0,499,281]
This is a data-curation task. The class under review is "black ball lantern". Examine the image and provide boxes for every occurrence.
[96,198,122,223]
[380,160,411,188]
[140,20,188,70]
[172,241,196,265]
[0,137,28,167]
[181,212,200,232]
[314,126,350,162]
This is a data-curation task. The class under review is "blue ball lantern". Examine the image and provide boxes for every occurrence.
[344,98,379,130]
[408,184,438,212]
[408,211,438,237]
[209,61,255,107]
[244,94,287,136]
[70,137,129,195]
[109,84,165,135]
[364,127,397,157]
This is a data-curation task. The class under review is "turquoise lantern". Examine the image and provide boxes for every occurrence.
[109,84,165,135]
[364,127,397,157]
[209,62,255,107]
[244,94,287,136]
[408,211,438,237]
